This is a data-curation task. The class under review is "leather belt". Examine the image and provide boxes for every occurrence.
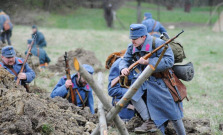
[152,72,163,78]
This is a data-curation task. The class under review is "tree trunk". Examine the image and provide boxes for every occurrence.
[97,72,108,135]
[137,0,141,23]
[103,0,114,28]
[73,58,129,135]
[184,0,191,13]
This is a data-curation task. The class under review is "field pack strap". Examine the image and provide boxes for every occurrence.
[152,37,158,57]
[37,48,40,57]
[151,21,157,33]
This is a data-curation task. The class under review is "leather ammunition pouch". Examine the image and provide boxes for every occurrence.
[152,69,188,102]
[162,69,188,102]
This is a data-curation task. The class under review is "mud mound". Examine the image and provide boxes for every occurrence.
[0,68,98,135]
[126,116,212,135]
[48,48,103,74]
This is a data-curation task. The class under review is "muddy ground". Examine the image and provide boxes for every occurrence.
[0,67,98,135]
[48,48,103,74]
[126,116,212,135]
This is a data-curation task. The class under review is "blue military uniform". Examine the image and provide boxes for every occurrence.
[142,12,167,38]
[108,58,135,121]
[32,25,47,48]
[119,24,184,133]
[0,12,13,45]
[51,64,95,114]
[0,46,35,83]
[26,39,51,66]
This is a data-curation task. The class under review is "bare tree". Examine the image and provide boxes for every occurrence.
[103,0,114,28]
[184,0,191,13]
[137,0,142,23]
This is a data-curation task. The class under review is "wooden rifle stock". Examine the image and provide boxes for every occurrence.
[64,52,77,105]
[16,34,37,91]
[111,30,184,88]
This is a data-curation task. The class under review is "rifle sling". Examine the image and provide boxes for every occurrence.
[75,88,86,108]
[37,48,40,57]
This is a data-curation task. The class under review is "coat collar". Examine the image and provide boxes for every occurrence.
[132,34,152,54]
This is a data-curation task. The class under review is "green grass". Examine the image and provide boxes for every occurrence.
[41,1,220,30]
[11,25,223,134]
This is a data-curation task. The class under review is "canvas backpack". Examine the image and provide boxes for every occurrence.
[152,36,186,63]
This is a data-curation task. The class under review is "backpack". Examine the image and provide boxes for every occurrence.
[3,15,11,31]
[152,36,186,63]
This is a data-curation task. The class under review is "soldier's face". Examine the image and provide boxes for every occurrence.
[77,73,87,87]
[132,36,146,47]
[32,28,37,34]
[1,56,15,65]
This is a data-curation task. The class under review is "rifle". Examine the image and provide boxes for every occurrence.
[16,34,37,92]
[111,30,184,88]
[64,52,77,105]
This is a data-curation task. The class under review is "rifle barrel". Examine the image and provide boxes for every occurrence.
[16,34,37,85]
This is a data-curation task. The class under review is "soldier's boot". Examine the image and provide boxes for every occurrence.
[134,119,157,134]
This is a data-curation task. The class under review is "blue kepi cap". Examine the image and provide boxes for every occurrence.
[82,64,94,74]
[144,12,152,19]
[129,24,147,39]
[1,46,16,58]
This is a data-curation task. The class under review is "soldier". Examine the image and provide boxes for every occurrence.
[106,51,135,121]
[0,9,13,45]
[31,25,47,48]
[0,46,35,84]
[142,12,167,38]
[119,24,186,134]
[51,64,95,114]
[26,39,51,68]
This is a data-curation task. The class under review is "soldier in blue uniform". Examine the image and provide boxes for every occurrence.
[0,10,13,45]
[119,24,186,134]
[51,64,95,114]
[0,46,35,84]
[31,25,47,48]
[142,12,167,38]
[106,51,135,121]
[26,39,51,68]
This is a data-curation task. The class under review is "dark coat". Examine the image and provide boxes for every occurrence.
[32,31,47,48]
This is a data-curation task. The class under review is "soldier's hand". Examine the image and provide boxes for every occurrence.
[65,80,73,88]
[138,57,149,65]
[121,68,129,76]
[18,73,27,80]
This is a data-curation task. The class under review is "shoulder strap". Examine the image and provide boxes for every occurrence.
[151,21,157,33]
[152,36,156,50]
[152,37,158,57]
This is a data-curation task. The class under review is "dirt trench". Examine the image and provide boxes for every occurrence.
[48,48,103,74]
[0,67,98,135]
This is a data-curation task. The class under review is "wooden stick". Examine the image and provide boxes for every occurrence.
[97,72,108,135]
[73,58,129,135]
